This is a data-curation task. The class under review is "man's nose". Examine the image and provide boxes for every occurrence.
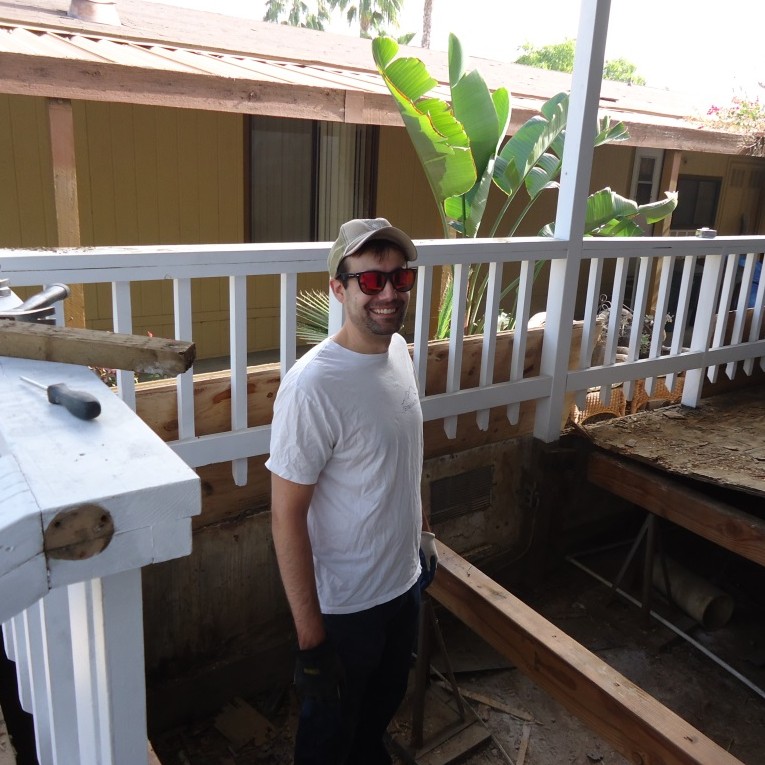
[379,277,399,298]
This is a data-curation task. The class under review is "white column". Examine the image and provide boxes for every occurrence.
[69,571,148,765]
[534,0,612,441]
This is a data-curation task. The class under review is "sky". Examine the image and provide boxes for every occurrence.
[152,0,765,109]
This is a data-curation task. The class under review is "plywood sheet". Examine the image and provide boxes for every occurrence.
[583,386,765,498]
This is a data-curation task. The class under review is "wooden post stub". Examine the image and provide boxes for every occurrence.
[44,503,115,560]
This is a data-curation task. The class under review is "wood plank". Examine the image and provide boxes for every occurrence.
[0,320,195,374]
[429,541,742,765]
[47,98,86,329]
[587,452,765,567]
[582,386,765,498]
[0,51,746,155]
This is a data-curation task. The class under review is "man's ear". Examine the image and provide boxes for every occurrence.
[329,277,346,303]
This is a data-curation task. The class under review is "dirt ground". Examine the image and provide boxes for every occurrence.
[151,543,765,765]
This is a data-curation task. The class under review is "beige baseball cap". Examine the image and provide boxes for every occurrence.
[328,218,418,276]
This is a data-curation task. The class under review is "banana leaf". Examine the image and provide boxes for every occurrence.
[373,37,476,222]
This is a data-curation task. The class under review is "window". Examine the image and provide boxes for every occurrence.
[249,117,377,243]
[629,148,664,234]
[672,176,721,231]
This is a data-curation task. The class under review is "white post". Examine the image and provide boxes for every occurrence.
[534,0,612,441]
[69,572,148,765]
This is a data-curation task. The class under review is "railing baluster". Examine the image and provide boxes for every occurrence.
[744,254,765,375]
[40,587,80,764]
[111,281,136,410]
[507,259,535,426]
[413,264,434,396]
[23,603,54,764]
[8,616,31,712]
[624,256,650,400]
[682,252,725,406]
[67,573,148,765]
[444,263,469,439]
[576,258,604,409]
[328,290,343,337]
[173,278,195,442]
[601,257,629,406]
[230,275,248,487]
[280,273,297,376]
[476,261,502,430]
[666,255,697,390]
[645,255,675,392]
[725,252,757,379]
[708,253,738,383]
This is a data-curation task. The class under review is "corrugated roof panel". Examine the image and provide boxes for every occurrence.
[67,34,200,72]
[0,26,100,60]
[214,54,336,87]
[149,46,280,80]
[278,63,389,95]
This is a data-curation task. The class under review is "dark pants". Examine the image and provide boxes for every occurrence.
[294,583,421,765]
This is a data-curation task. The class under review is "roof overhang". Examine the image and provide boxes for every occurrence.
[0,0,747,155]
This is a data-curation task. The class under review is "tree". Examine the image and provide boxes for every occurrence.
[421,0,433,48]
[264,0,412,41]
[603,58,646,86]
[263,0,330,30]
[516,39,646,86]
[328,0,406,39]
[516,39,576,73]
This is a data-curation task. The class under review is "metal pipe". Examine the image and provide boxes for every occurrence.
[565,555,765,702]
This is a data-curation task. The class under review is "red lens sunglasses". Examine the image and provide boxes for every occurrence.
[338,267,417,296]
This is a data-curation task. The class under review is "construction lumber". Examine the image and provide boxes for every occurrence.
[0,320,195,375]
[429,541,743,765]
[588,452,765,568]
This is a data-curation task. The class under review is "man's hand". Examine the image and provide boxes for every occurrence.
[418,531,439,591]
[294,640,345,702]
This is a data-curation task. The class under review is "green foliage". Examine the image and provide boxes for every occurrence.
[373,34,509,238]
[374,34,676,338]
[263,0,411,38]
[263,0,330,29]
[296,289,330,345]
[516,39,575,72]
[329,0,406,38]
[603,58,646,86]
[515,39,646,85]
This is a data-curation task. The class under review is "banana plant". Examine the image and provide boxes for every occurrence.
[373,34,678,338]
[373,34,509,238]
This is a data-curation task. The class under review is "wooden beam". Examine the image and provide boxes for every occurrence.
[429,542,742,765]
[649,149,684,313]
[0,321,195,375]
[47,98,86,329]
[0,53,747,156]
[587,451,765,567]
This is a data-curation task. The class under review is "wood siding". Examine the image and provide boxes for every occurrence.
[0,94,57,247]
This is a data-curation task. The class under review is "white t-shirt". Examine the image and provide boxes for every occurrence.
[266,333,424,614]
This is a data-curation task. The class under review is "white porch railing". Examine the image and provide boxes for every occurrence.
[1,232,764,480]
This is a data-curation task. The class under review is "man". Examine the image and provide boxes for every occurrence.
[267,218,438,765]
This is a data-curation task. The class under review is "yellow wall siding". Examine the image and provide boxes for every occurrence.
[72,102,246,359]
[376,127,443,238]
[0,95,57,248]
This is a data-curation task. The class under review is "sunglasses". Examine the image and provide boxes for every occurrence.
[338,267,417,295]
